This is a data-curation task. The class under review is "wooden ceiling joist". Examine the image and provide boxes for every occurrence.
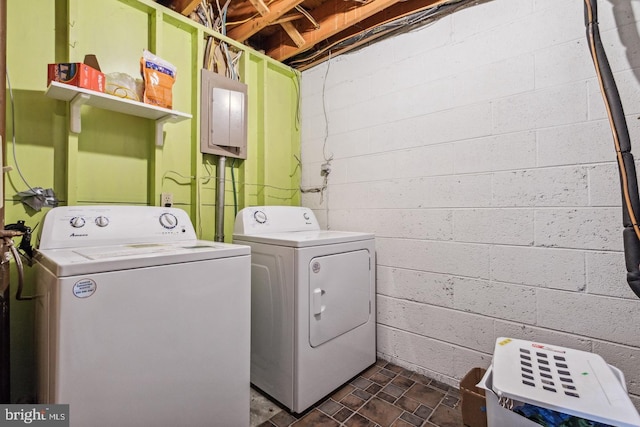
[227,0,305,42]
[174,0,202,15]
[248,0,271,15]
[280,21,306,47]
[265,0,404,62]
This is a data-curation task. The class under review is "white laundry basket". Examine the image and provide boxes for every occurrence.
[477,337,640,427]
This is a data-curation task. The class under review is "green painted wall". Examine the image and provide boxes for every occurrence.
[5,0,301,401]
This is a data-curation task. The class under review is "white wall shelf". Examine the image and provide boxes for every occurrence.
[45,81,192,146]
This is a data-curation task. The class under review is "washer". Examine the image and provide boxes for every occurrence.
[233,206,376,413]
[34,205,250,427]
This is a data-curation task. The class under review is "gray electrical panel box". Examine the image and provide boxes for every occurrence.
[200,69,248,159]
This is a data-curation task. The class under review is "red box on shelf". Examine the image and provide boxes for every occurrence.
[47,62,105,92]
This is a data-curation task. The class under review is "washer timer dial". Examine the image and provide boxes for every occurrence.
[70,217,86,228]
[95,216,109,227]
[159,213,178,229]
[254,211,267,224]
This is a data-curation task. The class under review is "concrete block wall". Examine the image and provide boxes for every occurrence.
[300,0,640,408]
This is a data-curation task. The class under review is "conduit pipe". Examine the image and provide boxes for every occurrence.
[215,156,226,242]
[585,0,640,298]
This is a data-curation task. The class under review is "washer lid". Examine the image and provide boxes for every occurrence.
[233,230,373,247]
[35,240,250,277]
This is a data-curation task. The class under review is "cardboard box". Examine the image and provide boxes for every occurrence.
[460,367,487,427]
[47,62,105,92]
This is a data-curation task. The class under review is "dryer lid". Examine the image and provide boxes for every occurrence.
[234,206,320,235]
[233,206,373,247]
[233,230,373,247]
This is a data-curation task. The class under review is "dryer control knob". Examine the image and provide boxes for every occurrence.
[70,217,86,228]
[95,216,109,227]
[159,213,178,229]
[254,210,267,224]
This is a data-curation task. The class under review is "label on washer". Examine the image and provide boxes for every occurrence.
[73,279,97,298]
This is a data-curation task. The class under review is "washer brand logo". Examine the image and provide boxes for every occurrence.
[69,233,88,237]
[1,405,69,426]
[312,262,321,273]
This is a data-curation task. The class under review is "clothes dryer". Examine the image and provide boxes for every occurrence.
[233,206,376,413]
[34,205,250,427]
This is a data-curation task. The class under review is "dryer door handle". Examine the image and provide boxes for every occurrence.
[313,288,325,315]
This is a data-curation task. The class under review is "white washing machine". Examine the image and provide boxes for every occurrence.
[34,205,250,427]
[233,206,376,413]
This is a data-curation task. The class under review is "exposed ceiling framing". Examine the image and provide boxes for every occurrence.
[158,0,483,70]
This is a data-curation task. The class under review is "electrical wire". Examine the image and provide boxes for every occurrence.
[287,0,478,68]
[5,237,34,301]
[6,68,35,193]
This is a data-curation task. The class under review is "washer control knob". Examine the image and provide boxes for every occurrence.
[95,216,109,227]
[303,212,310,220]
[159,213,178,229]
[70,217,86,228]
[254,211,267,224]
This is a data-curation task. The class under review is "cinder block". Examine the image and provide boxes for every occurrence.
[376,266,454,308]
[452,0,533,42]
[588,164,621,206]
[327,128,371,160]
[492,82,588,134]
[537,289,640,347]
[377,324,456,376]
[492,167,589,207]
[453,347,492,383]
[391,15,452,61]
[452,277,537,323]
[586,251,639,299]
[330,208,453,240]
[395,78,455,120]
[416,174,493,208]
[377,295,496,353]
[452,55,535,108]
[326,182,373,210]
[393,144,455,179]
[377,237,490,279]
[490,245,585,291]
[535,40,595,89]
[347,152,397,182]
[453,208,534,245]
[493,320,593,353]
[454,131,536,174]
[592,340,640,395]
[535,208,623,251]
[537,120,613,167]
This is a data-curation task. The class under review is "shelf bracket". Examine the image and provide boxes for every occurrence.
[69,93,90,133]
[155,114,178,147]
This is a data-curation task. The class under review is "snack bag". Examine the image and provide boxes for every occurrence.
[140,49,176,109]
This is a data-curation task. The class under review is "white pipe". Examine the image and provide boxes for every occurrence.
[215,156,226,242]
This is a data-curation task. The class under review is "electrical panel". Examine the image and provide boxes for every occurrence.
[200,69,248,159]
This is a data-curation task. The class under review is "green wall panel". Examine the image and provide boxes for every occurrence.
[5,0,301,402]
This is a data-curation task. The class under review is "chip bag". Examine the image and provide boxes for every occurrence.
[140,49,176,109]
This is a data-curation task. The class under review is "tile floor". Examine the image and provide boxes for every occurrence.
[250,359,464,427]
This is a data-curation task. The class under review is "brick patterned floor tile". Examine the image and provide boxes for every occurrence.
[404,383,445,408]
[358,397,403,427]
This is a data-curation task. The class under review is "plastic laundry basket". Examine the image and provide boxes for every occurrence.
[478,337,640,427]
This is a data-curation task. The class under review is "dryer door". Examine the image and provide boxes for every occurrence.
[309,249,371,347]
